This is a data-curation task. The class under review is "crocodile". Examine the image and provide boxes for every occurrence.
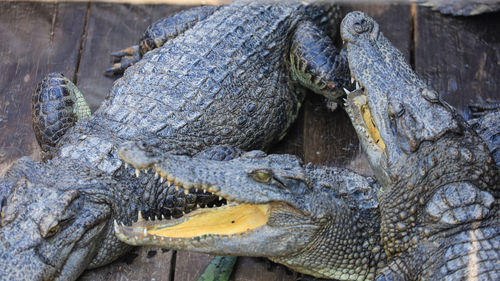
[113,11,500,281]
[343,11,500,280]
[113,107,499,281]
[114,142,384,280]
[0,2,350,280]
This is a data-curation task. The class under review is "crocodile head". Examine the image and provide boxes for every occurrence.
[342,11,471,188]
[341,11,499,260]
[114,142,382,280]
[0,158,110,281]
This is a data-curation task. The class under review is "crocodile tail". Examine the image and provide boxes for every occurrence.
[31,73,91,161]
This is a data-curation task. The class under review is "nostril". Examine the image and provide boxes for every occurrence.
[353,19,371,34]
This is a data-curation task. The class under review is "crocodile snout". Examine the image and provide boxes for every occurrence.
[341,11,379,43]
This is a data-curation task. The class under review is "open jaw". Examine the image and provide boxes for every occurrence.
[115,147,278,252]
[112,159,296,257]
[344,83,385,156]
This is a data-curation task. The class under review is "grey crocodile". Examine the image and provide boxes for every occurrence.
[343,11,500,280]
[113,107,499,281]
[0,2,350,280]
[115,142,384,280]
[114,11,500,281]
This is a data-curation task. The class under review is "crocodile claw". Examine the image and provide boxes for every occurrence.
[105,45,141,76]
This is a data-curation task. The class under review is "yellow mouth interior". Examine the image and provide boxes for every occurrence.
[353,96,386,151]
[149,204,270,238]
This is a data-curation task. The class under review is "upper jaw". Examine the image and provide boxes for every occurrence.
[340,11,380,46]
[114,146,317,254]
[344,82,394,187]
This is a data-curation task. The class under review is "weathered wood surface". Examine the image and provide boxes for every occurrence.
[0,2,499,281]
[0,2,87,173]
[414,6,500,114]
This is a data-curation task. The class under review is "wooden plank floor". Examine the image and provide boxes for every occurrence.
[0,2,499,281]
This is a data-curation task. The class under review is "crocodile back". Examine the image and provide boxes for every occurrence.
[97,3,306,155]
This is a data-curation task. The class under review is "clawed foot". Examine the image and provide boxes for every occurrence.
[105,45,141,76]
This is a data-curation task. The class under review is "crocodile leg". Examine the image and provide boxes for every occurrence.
[31,73,91,161]
[106,5,220,75]
[288,20,351,106]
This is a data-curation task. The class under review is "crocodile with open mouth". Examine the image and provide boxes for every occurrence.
[343,11,500,280]
[114,104,500,281]
[114,11,500,281]
[0,2,350,280]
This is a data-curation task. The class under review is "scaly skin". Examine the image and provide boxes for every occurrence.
[343,11,500,280]
[113,11,500,281]
[0,2,350,280]
[115,143,385,281]
[114,107,500,281]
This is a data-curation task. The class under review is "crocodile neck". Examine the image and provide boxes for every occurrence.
[272,207,385,280]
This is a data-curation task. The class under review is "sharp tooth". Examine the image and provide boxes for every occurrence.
[135,169,140,177]
[160,177,164,183]
[161,214,165,220]
[195,188,198,192]
[197,204,201,208]
[124,163,128,169]
[168,181,172,187]
[138,211,144,222]
[343,88,350,94]
[184,188,189,195]
[121,221,125,226]
[219,196,223,201]
[134,236,139,240]
[175,185,180,191]
[114,220,119,232]
[154,172,159,179]
[351,77,355,84]
[356,82,360,89]
[182,211,186,215]
[143,229,147,236]
[144,168,148,174]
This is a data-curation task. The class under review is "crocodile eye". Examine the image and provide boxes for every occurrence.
[47,225,60,237]
[250,169,272,183]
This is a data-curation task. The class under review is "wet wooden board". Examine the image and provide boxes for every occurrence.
[80,247,174,281]
[0,2,87,173]
[0,2,499,281]
[414,6,500,114]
